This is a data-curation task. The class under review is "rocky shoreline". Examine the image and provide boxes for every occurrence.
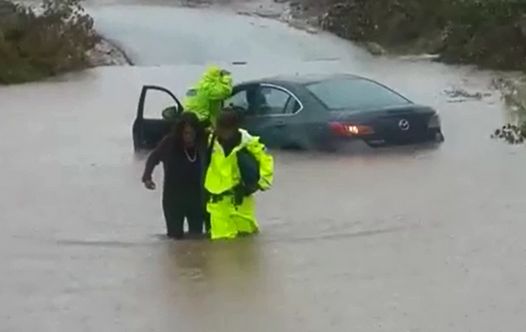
[87,36,132,67]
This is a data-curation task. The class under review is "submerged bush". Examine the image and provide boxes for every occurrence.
[0,0,97,84]
[491,78,526,144]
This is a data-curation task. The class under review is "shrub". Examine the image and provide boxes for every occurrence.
[319,0,526,70]
[0,0,97,84]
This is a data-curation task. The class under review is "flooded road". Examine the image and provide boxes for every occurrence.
[2,4,526,331]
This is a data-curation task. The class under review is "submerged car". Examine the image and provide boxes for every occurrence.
[132,73,444,150]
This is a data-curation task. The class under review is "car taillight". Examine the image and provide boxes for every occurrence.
[428,114,441,128]
[329,122,375,136]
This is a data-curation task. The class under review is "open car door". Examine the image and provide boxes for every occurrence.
[133,85,183,151]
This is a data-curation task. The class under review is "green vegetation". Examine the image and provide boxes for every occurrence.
[0,0,97,84]
[492,78,526,144]
[318,0,526,71]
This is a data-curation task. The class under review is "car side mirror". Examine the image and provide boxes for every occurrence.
[162,105,179,120]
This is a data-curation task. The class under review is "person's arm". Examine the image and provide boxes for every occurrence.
[246,138,274,191]
[141,135,171,189]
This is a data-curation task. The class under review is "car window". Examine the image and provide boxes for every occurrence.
[226,86,295,116]
[254,86,292,115]
[305,78,410,111]
[284,98,301,115]
[142,88,180,119]
[225,89,249,113]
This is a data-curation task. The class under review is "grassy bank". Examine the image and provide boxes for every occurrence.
[307,0,526,71]
[0,0,97,84]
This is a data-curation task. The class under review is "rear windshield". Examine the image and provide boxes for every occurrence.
[305,78,410,111]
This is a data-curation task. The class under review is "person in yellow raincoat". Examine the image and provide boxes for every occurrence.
[205,110,274,240]
[162,66,233,126]
[183,65,233,126]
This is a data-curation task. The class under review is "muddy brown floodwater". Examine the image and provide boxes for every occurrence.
[2,3,526,332]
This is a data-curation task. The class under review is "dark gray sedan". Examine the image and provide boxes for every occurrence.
[132,73,444,150]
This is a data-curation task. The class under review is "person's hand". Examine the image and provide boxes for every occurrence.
[143,179,156,190]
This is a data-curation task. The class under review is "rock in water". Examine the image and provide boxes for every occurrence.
[365,42,386,56]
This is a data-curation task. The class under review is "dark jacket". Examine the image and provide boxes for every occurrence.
[142,134,208,198]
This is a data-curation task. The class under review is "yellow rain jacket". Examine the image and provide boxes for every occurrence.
[205,129,274,240]
[183,66,233,125]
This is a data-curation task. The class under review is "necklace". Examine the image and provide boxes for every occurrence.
[184,148,197,163]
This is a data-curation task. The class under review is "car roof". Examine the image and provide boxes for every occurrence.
[238,73,367,87]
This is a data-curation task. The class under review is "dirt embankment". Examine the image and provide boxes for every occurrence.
[293,0,526,71]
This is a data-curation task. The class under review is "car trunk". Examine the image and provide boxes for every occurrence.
[329,104,436,142]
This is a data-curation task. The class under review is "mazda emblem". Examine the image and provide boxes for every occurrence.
[398,119,410,131]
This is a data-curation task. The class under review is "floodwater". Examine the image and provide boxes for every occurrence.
[2,3,526,331]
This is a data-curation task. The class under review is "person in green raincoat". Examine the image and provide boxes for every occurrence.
[205,110,274,240]
[163,66,233,126]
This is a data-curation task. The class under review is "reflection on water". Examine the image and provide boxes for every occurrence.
[154,238,289,331]
[2,5,526,330]
[159,238,266,286]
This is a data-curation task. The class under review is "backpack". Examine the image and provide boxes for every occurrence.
[206,135,260,205]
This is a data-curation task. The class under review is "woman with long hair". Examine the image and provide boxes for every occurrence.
[142,112,206,239]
